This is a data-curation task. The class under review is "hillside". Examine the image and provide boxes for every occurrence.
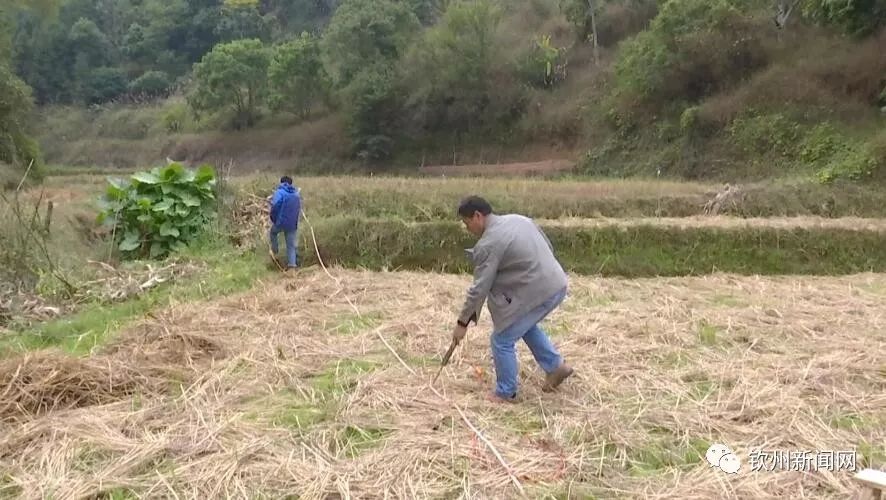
[3,0,886,183]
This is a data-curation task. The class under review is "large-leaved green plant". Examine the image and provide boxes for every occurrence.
[97,162,217,259]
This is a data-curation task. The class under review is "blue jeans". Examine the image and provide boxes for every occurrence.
[269,225,297,267]
[490,287,567,398]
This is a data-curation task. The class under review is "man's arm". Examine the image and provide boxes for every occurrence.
[457,244,502,326]
[269,189,283,223]
[270,198,281,223]
[534,221,554,253]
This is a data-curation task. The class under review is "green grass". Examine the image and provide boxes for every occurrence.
[335,425,393,458]
[627,438,709,476]
[0,474,22,499]
[309,359,382,398]
[103,489,139,500]
[0,242,272,356]
[708,294,744,307]
[859,442,886,469]
[294,217,886,278]
[327,312,384,335]
[540,486,600,500]
[689,380,720,401]
[501,408,546,435]
[658,351,692,368]
[697,321,719,346]
[544,319,573,337]
[829,412,874,431]
[245,389,330,432]
[73,445,112,472]
[405,354,442,368]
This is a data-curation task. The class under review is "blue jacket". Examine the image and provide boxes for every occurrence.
[269,182,301,231]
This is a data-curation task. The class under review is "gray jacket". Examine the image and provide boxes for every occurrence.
[458,213,568,334]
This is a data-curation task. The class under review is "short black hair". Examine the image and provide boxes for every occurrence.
[281,176,293,184]
[458,196,493,218]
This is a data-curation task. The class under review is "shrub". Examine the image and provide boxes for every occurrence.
[268,32,330,118]
[560,0,658,46]
[612,0,769,111]
[97,162,218,260]
[162,102,190,133]
[322,0,421,157]
[679,106,701,136]
[0,64,43,175]
[802,0,886,38]
[0,181,73,294]
[728,112,802,157]
[800,124,879,183]
[129,70,171,98]
[82,67,129,105]
[517,34,566,89]
[401,0,520,138]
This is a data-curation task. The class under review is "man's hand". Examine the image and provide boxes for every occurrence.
[452,323,467,342]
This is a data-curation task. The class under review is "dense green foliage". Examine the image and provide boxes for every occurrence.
[581,0,886,183]
[97,163,217,260]
[802,0,886,37]
[321,0,421,159]
[0,1,60,178]
[187,39,270,129]
[0,65,38,170]
[403,0,516,138]
[268,32,329,118]
[6,0,886,183]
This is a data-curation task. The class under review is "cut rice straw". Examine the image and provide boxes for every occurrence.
[0,226,884,497]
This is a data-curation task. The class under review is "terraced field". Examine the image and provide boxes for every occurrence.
[1,174,884,499]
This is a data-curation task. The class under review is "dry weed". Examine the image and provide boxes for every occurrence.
[0,269,883,498]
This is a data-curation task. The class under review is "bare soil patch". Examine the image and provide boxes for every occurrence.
[0,269,883,498]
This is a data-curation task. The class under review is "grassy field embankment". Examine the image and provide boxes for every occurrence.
[1,171,885,498]
[224,174,886,277]
[8,171,886,353]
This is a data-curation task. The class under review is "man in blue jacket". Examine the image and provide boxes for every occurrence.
[269,176,301,269]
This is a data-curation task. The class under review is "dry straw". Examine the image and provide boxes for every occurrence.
[0,267,883,498]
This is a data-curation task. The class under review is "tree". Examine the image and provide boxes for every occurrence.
[801,0,886,37]
[268,32,329,118]
[214,1,275,43]
[612,0,767,107]
[0,0,58,59]
[0,0,58,177]
[403,0,517,136]
[187,38,270,129]
[0,64,39,168]
[560,0,658,50]
[321,0,421,159]
[82,66,129,104]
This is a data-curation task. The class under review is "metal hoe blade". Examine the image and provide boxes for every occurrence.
[431,338,460,385]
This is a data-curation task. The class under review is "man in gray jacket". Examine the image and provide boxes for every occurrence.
[453,196,574,403]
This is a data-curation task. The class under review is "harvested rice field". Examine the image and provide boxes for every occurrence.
[2,268,884,499]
